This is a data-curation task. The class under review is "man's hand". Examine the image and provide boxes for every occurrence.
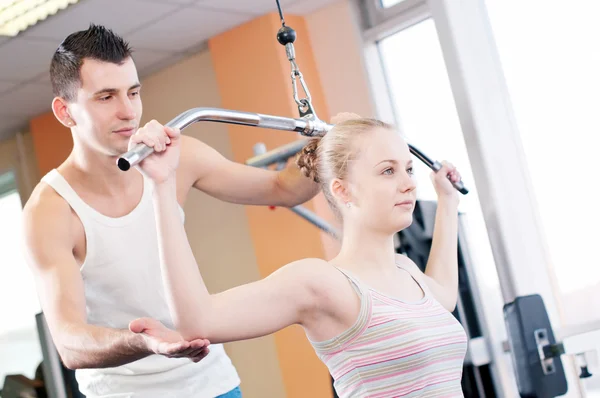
[129,318,210,363]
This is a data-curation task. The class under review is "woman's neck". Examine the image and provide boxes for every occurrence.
[333,224,398,275]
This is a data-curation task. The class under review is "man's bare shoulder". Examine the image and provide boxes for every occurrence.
[23,181,74,244]
[25,181,68,215]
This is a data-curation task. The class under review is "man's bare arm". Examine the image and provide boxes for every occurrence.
[22,186,193,369]
[178,135,319,207]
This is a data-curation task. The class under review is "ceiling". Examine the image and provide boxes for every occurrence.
[0,0,336,142]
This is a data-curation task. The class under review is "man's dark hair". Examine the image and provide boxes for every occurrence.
[50,24,133,102]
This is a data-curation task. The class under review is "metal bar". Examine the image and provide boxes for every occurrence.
[117,107,468,194]
[246,136,468,194]
[117,108,329,171]
[290,205,340,239]
[560,328,600,356]
[246,139,309,168]
[250,140,340,238]
[557,319,600,339]
[410,144,468,194]
[466,337,492,367]
[35,312,68,398]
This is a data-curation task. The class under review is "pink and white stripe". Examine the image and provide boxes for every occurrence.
[310,267,468,397]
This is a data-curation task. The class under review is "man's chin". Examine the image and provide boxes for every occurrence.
[105,144,129,158]
[108,136,131,155]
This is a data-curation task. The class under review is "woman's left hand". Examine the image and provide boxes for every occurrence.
[430,161,461,201]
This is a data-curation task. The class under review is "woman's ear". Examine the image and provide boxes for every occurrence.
[330,178,352,206]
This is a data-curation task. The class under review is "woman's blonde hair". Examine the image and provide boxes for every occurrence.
[295,113,393,217]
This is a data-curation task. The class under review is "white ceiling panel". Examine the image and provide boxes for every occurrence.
[33,71,51,85]
[126,7,252,52]
[138,52,194,79]
[193,0,295,16]
[131,49,178,74]
[140,0,197,4]
[0,81,18,94]
[285,0,337,14]
[0,39,59,82]
[0,83,53,118]
[22,0,183,41]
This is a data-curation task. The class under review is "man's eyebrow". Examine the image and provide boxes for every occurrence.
[93,83,141,96]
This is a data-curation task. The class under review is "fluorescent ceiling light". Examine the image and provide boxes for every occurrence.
[0,0,80,37]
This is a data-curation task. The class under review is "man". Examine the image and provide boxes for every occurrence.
[22,24,319,398]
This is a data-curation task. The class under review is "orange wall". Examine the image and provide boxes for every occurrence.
[30,112,72,177]
[209,12,333,398]
[306,0,376,119]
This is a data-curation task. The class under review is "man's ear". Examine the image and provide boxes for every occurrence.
[52,97,75,127]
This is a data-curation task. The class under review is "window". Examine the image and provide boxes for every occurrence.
[380,0,407,7]
[378,18,500,292]
[484,0,600,327]
[0,171,42,384]
[376,18,510,395]
[366,2,600,395]
[362,0,428,33]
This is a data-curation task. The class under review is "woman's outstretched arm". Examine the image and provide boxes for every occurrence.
[126,122,326,344]
[151,178,324,343]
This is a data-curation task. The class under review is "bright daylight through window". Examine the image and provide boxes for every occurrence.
[0,176,42,383]
[484,0,600,327]
[378,18,501,300]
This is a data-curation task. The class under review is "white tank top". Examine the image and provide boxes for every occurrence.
[41,169,240,398]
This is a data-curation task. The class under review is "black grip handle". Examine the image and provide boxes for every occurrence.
[431,160,469,196]
[453,180,469,195]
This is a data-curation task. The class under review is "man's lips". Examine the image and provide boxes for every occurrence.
[113,127,136,136]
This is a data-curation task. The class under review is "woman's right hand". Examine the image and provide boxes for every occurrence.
[129,120,181,185]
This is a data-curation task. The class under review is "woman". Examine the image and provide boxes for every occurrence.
[130,114,467,397]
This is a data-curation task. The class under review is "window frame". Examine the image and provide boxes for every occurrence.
[362,0,428,32]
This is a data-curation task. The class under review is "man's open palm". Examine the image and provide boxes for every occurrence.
[129,317,210,363]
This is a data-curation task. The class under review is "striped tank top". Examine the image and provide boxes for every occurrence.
[310,266,468,397]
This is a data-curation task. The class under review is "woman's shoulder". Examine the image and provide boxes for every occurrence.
[281,258,365,335]
[278,258,357,301]
[279,257,341,284]
[394,253,426,277]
